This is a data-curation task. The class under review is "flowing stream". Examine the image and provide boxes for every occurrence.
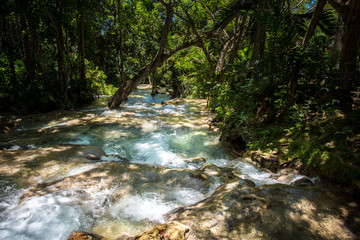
[0,85,317,239]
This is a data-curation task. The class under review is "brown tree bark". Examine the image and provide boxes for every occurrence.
[328,0,360,109]
[332,15,343,60]
[302,0,326,46]
[20,0,47,81]
[78,2,86,82]
[252,0,267,59]
[19,14,35,80]
[252,22,266,59]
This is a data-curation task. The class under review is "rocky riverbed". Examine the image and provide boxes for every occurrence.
[0,85,359,240]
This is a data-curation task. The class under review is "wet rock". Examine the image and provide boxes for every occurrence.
[121,221,191,240]
[68,231,109,240]
[121,112,136,117]
[0,145,107,187]
[291,176,314,186]
[164,183,360,240]
[200,163,246,183]
[62,144,106,160]
[199,164,221,176]
[66,119,84,127]
[246,151,280,172]
[161,99,185,106]
[165,180,265,239]
[185,157,206,164]
[271,168,299,183]
[19,162,217,204]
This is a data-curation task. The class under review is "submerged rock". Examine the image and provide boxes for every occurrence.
[68,231,109,240]
[290,176,314,186]
[62,144,106,160]
[18,161,219,204]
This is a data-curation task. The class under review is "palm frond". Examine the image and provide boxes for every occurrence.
[317,11,337,36]
[214,0,258,31]
[293,10,337,37]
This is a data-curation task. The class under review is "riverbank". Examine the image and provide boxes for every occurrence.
[221,109,360,196]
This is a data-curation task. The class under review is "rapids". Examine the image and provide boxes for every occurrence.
[0,85,358,240]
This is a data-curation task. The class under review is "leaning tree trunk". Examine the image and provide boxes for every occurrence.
[108,56,167,108]
[108,0,174,109]
[302,0,326,46]
[108,0,198,109]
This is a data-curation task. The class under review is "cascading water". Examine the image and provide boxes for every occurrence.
[0,85,310,240]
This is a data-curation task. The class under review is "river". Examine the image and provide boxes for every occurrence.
[0,85,358,240]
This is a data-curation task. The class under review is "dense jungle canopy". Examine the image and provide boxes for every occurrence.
[1,0,360,192]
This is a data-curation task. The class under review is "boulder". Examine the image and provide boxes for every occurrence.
[185,157,206,165]
[65,145,106,160]
[246,151,280,172]
[200,163,247,184]
[291,176,314,186]
[164,182,360,239]
[124,221,191,240]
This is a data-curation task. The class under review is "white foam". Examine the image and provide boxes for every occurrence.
[0,194,89,240]
[168,188,205,205]
[7,145,22,151]
[110,194,176,223]
[133,133,186,167]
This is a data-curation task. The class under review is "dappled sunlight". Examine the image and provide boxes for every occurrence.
[1,85,359,240]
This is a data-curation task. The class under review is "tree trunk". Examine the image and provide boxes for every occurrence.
[98,36,105,70]
[302,0,326,46]
[108,52,172,108]
[78,8,86,82]
[252,0,267,59]
[150,71,157,96]
[252,21,265,59]
[41,0,69,105]
[339,2,360,109]
[57,22,69,104]
[286,64,300,108]
[332,15,343,61]
[328,0,360,109]
[20,14,35,80]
